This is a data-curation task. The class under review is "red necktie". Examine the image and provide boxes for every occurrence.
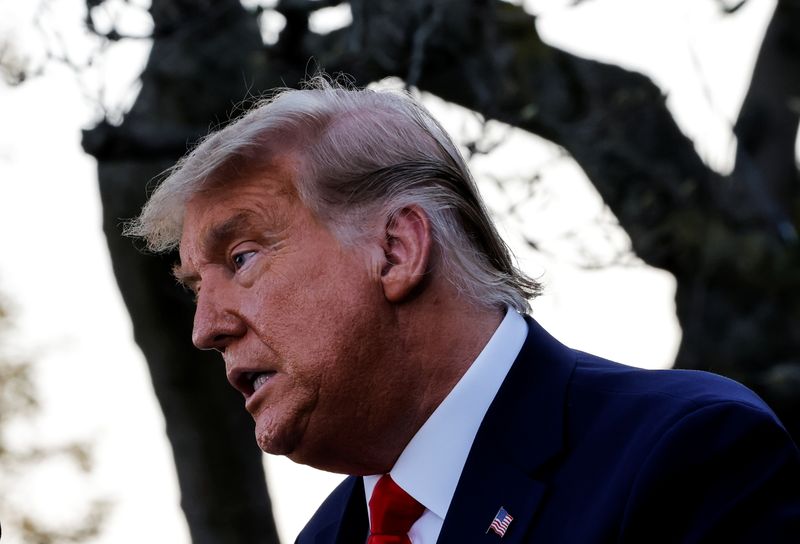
[368,474,425,544]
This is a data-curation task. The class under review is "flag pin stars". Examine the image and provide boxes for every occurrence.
[486,506,513,537]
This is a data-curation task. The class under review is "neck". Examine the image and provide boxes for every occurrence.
[364,293,504,474]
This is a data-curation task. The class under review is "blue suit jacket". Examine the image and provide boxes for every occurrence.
[297,317,800,543]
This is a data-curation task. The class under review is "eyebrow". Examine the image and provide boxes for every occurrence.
[173,211,263,291]
[173,264,199,292]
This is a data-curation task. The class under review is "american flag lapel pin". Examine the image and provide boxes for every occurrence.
[486,506,513,537]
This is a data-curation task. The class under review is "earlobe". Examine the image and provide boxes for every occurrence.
[380,206,432,303]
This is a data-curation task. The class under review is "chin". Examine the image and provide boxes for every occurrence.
[254,421,297,457]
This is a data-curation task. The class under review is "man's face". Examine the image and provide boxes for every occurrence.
[177,166,410,472]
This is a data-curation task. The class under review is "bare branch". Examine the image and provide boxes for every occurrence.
[406,0,446,90]
[716,0,750,15]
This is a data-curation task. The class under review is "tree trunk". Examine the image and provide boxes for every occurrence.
[725,0,800,438]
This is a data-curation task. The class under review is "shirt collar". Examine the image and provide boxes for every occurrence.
[364,308,528,518]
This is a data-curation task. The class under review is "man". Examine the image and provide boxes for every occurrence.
[128,77,800,543]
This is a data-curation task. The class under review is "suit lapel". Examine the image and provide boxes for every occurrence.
[437,455,547,543]
[334,479,368,544]
[304,476,368,544]
[437,316,576,543]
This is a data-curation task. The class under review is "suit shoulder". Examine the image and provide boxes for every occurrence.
[562,351,790,451]
[570,350,775,416]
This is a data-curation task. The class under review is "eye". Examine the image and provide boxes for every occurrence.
[232,250,257,271]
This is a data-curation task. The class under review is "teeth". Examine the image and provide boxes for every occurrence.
[252,373,271,392]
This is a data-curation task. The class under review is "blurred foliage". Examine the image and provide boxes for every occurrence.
[0,292,110,544]
[0,40,30,85]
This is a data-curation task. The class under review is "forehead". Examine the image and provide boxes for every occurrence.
[179,165,300,253]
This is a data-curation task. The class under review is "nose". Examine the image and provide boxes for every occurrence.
[192,281,246,352]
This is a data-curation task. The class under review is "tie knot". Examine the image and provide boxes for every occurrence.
[368,475,425,544]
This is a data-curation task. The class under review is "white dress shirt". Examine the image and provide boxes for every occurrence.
[364,308,528,543]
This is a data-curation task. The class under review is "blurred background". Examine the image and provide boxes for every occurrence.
[0,0,797,542]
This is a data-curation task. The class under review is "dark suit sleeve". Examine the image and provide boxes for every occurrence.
[620,400,800,543]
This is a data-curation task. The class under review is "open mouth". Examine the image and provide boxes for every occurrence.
[251,372,273,393]
[229,369,276,398]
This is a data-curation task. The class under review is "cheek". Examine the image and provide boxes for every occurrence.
[246,245,381,374]
[239,262,311,327]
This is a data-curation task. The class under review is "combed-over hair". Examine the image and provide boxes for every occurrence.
[127,76,541,312]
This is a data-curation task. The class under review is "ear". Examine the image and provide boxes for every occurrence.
[380,205,432,303]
